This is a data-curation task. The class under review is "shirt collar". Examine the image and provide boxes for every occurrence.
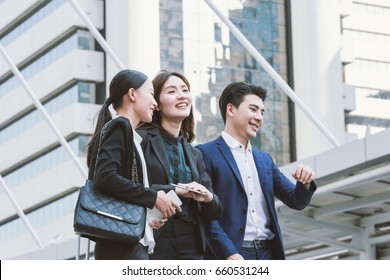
[133,129,142,144]
[221,131,252,152]
[160,127,182,144]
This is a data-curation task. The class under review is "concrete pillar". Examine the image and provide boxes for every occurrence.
[360,226,376,260]
[105,0,161,84]
[290,0,346,159]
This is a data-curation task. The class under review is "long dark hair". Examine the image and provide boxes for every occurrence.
[86,69,148,165]
[151,70,195,142]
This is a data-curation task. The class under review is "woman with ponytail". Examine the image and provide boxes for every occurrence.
[86,69,181,260]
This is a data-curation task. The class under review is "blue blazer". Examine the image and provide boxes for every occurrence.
[196,136,316,259]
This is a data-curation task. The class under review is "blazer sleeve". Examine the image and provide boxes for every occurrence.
[137,128,176,194]
[196,149,222,220]
[94,120,157,209]
[206,219,239,259]
[267,153,316,210]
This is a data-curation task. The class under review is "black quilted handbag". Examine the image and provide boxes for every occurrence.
[73,122,146,244]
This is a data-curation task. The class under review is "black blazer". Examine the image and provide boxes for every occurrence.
[88,117,157,209]
[137,126,222,253]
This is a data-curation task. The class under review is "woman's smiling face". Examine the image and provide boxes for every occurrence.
[157,75,192,122]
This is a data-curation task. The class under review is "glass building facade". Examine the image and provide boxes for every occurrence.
[160,0,292,165]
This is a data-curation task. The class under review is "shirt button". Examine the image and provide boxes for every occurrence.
[252,210,255,213]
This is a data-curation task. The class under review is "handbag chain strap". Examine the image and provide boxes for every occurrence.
[131,152,138,183]
[93,120,138,183]
[93,121,111,181]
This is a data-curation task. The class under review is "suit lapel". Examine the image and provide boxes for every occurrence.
[150,135,170,181]
[216,136,245,190]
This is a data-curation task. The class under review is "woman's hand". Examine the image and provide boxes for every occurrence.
[149,218,167,229]
[174,182,213,203]
[155,190,182,219]
[174,185,192,198]
[227,253,244,260]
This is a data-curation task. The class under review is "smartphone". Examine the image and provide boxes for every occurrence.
[169,183,207,195]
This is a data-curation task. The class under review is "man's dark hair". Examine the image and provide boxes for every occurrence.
[219,82,267,124]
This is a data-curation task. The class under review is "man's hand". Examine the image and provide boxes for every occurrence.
[292,164,315,190]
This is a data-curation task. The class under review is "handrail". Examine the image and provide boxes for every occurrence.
[68,0,126,71]
[0,175,43,248]
[0,43,88,179]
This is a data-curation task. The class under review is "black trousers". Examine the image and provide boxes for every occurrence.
[94,239,148,260]
[149,219,203,260]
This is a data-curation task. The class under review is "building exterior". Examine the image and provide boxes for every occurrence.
[341,0,390,139]
[0,0,389,260]
[290,0,390,160]
[0,0,104,259]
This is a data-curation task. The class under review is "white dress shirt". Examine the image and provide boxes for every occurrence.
[222,131,274,241]
[133,129,156,253]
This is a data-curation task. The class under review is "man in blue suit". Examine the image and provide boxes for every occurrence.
[196,82,316,260]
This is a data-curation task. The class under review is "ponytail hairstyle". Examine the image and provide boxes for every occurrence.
[151,70,195,143]
[86,69,148,165]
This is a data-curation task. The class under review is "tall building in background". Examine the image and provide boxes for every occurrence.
[288,0,390,160]
[341,0,390,139]
[0,0,389,260]
[0,0,105,259]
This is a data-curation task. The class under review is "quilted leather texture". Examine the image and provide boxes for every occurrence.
[74,180,146,244]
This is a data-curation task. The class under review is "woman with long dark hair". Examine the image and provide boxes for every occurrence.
[86,69,181,259]
[137,70,221,259]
